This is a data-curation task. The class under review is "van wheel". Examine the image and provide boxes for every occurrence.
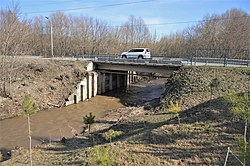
[138,55,143,59]
[122,55,127,59]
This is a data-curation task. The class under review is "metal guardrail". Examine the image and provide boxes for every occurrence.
[74,55,250,67]
[16,55,250,68]
[189,57,250,67]
[93,57,182,66]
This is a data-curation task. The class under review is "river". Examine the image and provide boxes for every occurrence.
[0,78,167,151]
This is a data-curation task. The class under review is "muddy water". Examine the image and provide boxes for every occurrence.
[0,78,167,150]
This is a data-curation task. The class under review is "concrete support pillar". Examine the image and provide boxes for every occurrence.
[86,74,89,99]
[127,71,136,86]
[117,74,120,88]
[131,71,134,83]
[88,74,93,98]
[101,73,106,93]
[124,73,128,87]
[97,72,102,95]
[83,78,87,100]
[92,72,98,97]
[80,85,84,101]
[109,73,113,91]
[127,71,130,87]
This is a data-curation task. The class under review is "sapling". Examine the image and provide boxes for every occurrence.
[22,92,37,166]
[83,112,95,135]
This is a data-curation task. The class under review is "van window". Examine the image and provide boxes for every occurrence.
[133,49,144,52]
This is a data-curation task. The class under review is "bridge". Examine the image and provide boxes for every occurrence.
[94,58,181,75]
[21,55,250,105]
[73,55,250,68]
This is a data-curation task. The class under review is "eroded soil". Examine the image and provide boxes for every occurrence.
[1,65,250,165]
[0,57,89,119]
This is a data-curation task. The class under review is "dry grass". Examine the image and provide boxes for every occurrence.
[1,66,249,165]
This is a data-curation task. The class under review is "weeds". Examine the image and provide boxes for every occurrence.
[87,145,116,166]
[233,136,250,165]
[0,152,3,162]
[102,129,123,143]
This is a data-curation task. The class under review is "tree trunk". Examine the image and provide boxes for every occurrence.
[27,115,32,166]
[177,114,180,125]
[88,124,90,135]
[8,55,15,96]
[1,56,7,97]
[243,119,247,166]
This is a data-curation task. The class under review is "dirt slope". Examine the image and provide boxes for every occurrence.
[1,66,250,165]
[161,66,249,110]
[0,58,89,120]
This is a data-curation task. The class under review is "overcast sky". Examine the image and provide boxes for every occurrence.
[2,0,250,36]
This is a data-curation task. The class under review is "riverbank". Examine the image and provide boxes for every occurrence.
[0,58,89,120]
[1,66,250,165]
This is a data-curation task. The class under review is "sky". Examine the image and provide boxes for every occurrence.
[1,0,250,36]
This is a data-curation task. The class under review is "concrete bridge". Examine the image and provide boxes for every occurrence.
[22,55,250,106]
[65,58,182,105]
[94,58,181,74]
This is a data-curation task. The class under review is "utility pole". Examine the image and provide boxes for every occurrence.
[45,17,54,57]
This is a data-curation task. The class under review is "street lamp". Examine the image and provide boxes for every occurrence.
[45,16,54,57]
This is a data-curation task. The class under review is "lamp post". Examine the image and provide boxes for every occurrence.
[45,16,54,57]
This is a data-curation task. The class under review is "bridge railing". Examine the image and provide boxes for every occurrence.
[93,57,182,65]
[189,57,250,67]
[74,55,250,67]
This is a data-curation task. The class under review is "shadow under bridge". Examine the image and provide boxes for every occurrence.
[93,60,181,94]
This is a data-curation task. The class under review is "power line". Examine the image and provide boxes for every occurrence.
[24,0,249,27]
[108,15,250,27]
[26,0,156,14]
[146,15,250,26]
[19,0,98,8]
[22,0,250,29]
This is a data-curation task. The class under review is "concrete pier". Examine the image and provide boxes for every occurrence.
[66,71,98,106]
[96,70,131,95]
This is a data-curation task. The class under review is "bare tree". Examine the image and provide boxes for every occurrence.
[153,8,250,58]
[120,16,152,50]
[2,4,248,61]
[0,3,32,97]
[31,16,47,56]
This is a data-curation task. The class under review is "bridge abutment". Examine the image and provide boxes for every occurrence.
[66,71,98,106]
[66,62,98,106]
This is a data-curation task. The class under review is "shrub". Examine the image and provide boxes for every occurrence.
[102,129,123,143]
[88,145,116,166]
[167,100,182,124]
